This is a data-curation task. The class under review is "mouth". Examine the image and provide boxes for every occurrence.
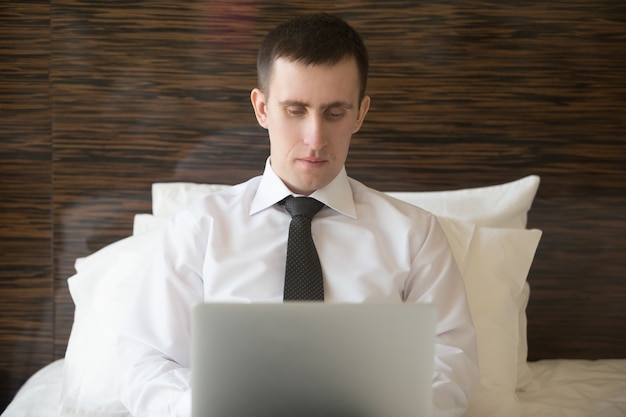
[298,157,328,166]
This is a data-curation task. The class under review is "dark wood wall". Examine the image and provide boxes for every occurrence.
[1,0,54,410]
[1,0,625,410]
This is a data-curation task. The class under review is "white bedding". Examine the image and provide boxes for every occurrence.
[3,358,626,417]
[2,360,63,417]
[521,360,626,417]
[3,177,625,416]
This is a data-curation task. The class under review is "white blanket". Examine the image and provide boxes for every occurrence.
[3,358,626,417]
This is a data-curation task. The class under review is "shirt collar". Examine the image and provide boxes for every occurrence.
[250,157,357,219]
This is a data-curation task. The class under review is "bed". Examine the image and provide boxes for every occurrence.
[4,178,626,417]
[2,1,625,416]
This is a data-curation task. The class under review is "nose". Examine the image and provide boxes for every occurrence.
[303,115,326,151]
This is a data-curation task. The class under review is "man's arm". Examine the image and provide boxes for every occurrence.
[405,216,480,417]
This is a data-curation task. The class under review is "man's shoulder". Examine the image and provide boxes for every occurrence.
[348,177,432,216]
[346,177,439,239]
[183,176,261,214]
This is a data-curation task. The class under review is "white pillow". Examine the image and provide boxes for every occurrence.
[132,213,169,236]
[437,216,539,394]
[386,175,539,229]
[61,230,161,416]
[61,176,541,415]
[439,218,541,416]
[152,182,231,217]
[459,224,542,416]
[151,176,540,227]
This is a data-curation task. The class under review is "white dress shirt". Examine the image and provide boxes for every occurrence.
[116,159,479,417]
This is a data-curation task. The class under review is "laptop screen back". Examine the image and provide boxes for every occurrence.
[191,303,436,417]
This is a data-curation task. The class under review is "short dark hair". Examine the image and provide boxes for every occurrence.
[257,13,369,101]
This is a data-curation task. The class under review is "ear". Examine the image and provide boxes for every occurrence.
[250,88,269,129]
[352,95,371,134]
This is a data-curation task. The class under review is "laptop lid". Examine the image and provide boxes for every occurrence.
[191,303,436,417]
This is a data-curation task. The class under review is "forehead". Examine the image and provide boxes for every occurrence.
[267,57,361,104]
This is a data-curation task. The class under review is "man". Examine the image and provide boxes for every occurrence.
[116,13,478,417]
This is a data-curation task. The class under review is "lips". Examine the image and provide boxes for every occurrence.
[299,156,327,164]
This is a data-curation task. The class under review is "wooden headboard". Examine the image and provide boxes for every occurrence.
[2,0,625,409]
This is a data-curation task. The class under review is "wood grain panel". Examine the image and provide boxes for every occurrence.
[527,196,626,359]
[0,1,53,409]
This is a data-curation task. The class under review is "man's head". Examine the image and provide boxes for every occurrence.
[257,13,369,103]
[251,13,371,196]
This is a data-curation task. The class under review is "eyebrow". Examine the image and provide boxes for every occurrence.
[279,100,354,111]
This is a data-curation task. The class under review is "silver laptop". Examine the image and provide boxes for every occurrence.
[191,303,436,417]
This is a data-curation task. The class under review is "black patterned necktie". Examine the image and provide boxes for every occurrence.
[281,196,325,301]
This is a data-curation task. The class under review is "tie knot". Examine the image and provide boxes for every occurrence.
[282,196,324,219]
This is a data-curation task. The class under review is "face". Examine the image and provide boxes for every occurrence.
[251,57,370,196]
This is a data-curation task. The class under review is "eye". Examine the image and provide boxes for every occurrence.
[325,108,345,120]
[286,106,305,116]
